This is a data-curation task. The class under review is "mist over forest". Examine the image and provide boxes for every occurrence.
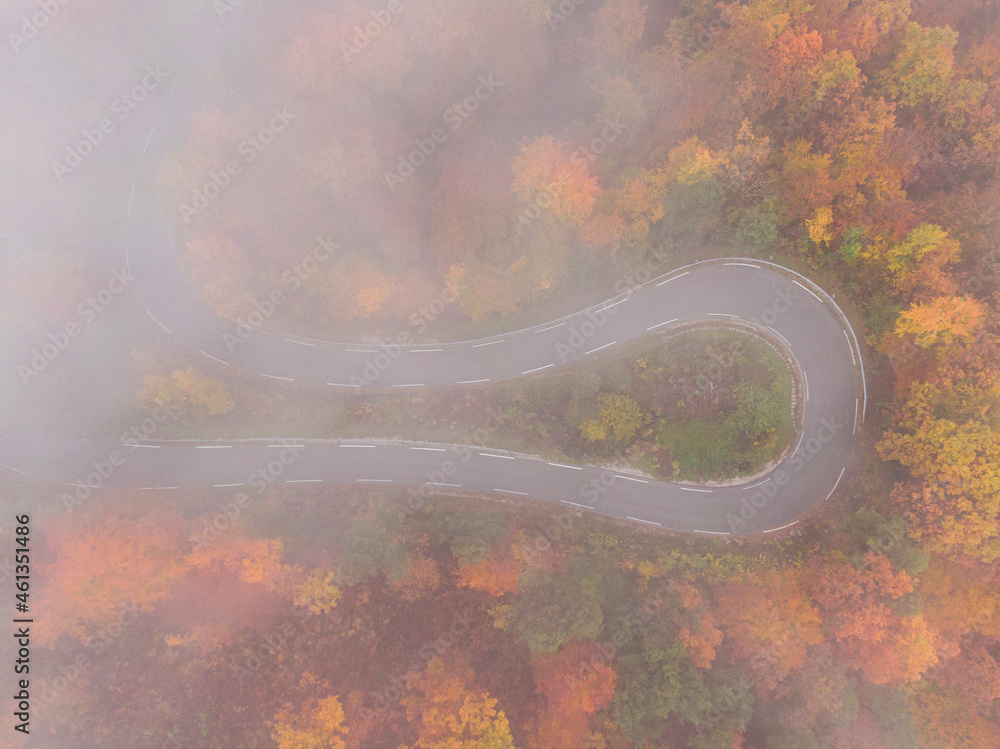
[1,0,999,747]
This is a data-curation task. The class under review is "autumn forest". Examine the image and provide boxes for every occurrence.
[1,0,1000,747]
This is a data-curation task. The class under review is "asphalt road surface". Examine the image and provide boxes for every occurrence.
[4,181,866,536]
[2,85,866,536]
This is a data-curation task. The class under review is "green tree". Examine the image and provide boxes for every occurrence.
[727,381,783,441]
[337,519,409,585]
[612,620,711,745]
[877,23,957,108]
[581,392,645,444]
[443,509,510,566]
[511,556,609,654]
[139,367,235,422]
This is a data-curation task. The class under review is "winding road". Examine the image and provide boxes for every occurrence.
[1,73,866,536]
[5,174,866,535]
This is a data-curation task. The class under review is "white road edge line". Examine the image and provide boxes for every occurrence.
[196,445,232,449]
[127,443,160,449]
[392,384,425,388]
[146,310,172,334]
[458,378,491,384]
[548,462,582,471]
[286,338,316,347]
[693,529,729,535]
[269,445,305,448]
[768,327,791,347]
[341,444,375,448]
[481,453,515,460]
[261,374,294,381]
[804,371,810,401]
[494,489,528,496]
[853,400,859,435]
[214,483,243,488]
[523,364,555,375]
[627,516,662,526]
[825,467,846,502]
[708,313,738,318]
[535,322,566,333]
[585,341,617,355]
[792,431,805,458]
[327,383,356,387]
[724,262,761,268]
[599,299,627,311]
[357,479,392,483]
[347,349,377,353]
[793,279,823,302]
[200,351,229,366]
[657,271,690,286]
[562,500,593,509]
[287,479,323,483]
[143,486,177,490]
[680,486,713,493]
[143,121,157,151]
[844,329,858,366]
[411,349,443,353]
[473,339,504,348]
[0,464,27,476]
[764,521,799,533]
[615,475,648,483]
[743,478,771,490]
[426,482,461,487]
[411,447,447,452]
[647,318,678,331]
